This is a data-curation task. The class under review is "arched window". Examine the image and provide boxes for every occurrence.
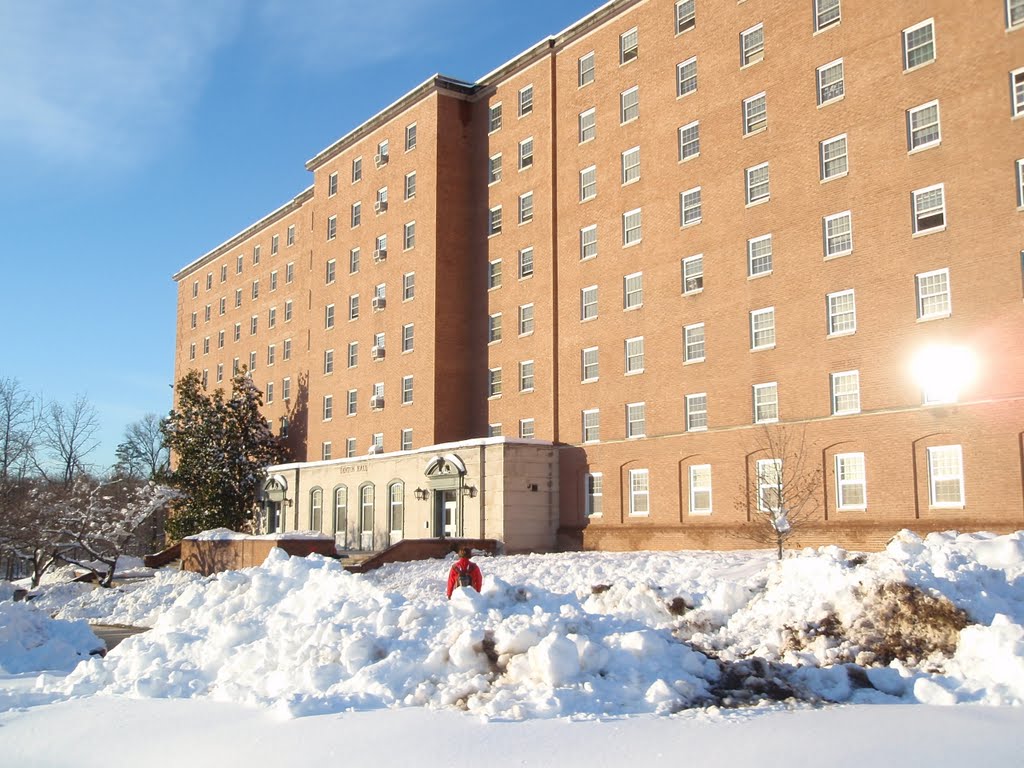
[388,481,404,541]
[333,485,348,533]
[309,487,323,531]
[359,483,374,550]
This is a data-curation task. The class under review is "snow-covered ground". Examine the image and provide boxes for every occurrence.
[2,529,1023,766]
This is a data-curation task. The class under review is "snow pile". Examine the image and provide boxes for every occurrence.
[51,569,205,627]
[0,601,102,674]
[42,529,1024,717]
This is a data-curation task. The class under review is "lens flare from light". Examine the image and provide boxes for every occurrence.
[909,344,978,403]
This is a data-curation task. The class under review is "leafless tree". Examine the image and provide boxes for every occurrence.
[0,377,37,495]
[37,394,100,487]
[734,424,822,560]
[114,413,170,480]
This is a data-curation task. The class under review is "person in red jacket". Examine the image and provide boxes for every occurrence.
[446,546,483,599]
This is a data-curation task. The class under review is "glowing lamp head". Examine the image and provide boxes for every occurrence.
[909,344,978,404]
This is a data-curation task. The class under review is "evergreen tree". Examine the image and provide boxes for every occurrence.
[162,370,288,539]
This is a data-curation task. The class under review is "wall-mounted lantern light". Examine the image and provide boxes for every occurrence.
[462,485,478,498]
[414,487,428,501]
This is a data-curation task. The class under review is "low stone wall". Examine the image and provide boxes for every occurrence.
[181,537,337,575]
[352,538,500,573]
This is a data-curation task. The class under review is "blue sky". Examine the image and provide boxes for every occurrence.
[0,0,602,470]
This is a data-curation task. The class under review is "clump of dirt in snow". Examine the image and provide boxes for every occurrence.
[782,581,969,667]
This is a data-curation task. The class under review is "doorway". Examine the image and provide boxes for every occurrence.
[434,489,459,538]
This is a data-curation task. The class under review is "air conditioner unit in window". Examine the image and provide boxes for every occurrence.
[371,296,386,311]
[374,152,389,168]
[373,200,388,214]
[368,443,382,455]
[370,345,385,360]
[372,248,387,263]
[369,395,385,410]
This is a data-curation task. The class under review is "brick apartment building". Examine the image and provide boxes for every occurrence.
[173,0,1024,553]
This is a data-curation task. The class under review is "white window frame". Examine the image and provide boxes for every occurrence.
[741,23,765,67]
[401,429,413,452]
[488,154,502,185]
[683,323,705,363]
[405,122,417,151]
[750,307,776,350]
[1017,159,1024,208]
[518,247,534,279]
[346,389,357,416]
[682,254,704,294]
[519,304,534,336]
[488,368,502,398]
[927,445,965,508]
[623,272,643,310]
[488,313,502,344]
[823,211,853,257]
[678,120,699,161]
[748,234,773,277]
[689,464,712,515]
[328,172,338,197]
[488,206,503,237]
[622,208,642,247]
[519,360,535,393]
[519,137,534,170]
[680,186,702,226]
[912,183,947,234]
[581,285,598,321]
[835,453,867,511]
[817,59,845,106]
[620,27,639,64]
[518,84,534,117]
[488,260,502,290]
[582,346,599,382]
[676,57,697,97]
[579,108,596,143]
[489,102,502,133]
[745,162,770,204]
[676,0,696,34]
[685,393,707,432]
[820,134,848,180]
[620,86,639,123]
[625,336,645,374]
[916,268,951,320]
[830,370,861,415]
[753,382,779,423]
[621,146,641,185]
[1014,68,1024,117]
[519,419,535,439]
[579,52,596,87]
[582,409,600,443]
[743,92,767,134]
[628,468,650,516]
[580,165,597,201]
[402,375,414,405]
[757,458,783,514]
[405,171,416,200]
[626,402,646,438]
[1010,0,1024,29]
[580,225,598,260]
[815,0,841,32]
[585,472,603,517]
[902,19,936,72]
[827,289,857,336]
[519,193,534,225]
[323,394,333,421]
[907,100,941,152]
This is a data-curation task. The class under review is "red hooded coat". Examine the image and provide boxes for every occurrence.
[446,557,482,598]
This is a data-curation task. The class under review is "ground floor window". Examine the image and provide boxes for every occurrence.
[927,445,964,508]
[585,473,603,517]
[629,469,649,516]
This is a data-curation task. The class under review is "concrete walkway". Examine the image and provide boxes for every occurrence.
[90,625,149,652]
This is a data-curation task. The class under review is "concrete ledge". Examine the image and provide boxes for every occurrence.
[181,535,337,575]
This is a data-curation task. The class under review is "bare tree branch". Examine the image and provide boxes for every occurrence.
[37,394,100,487]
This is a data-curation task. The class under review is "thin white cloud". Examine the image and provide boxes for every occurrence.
[253,0,466,71]
[0,1,239,166]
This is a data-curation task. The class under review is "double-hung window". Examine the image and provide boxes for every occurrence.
[676,0,695,33]
[689,465,712,514]
[927,445,964,507]
[750,307,776,349]
[685,393,707,432]
[579,52,595,86]
[815,0,841,32]
[817,59,845,105]
[753,382,779,423]
[579,108,596,142]
[679,121,699,160]
[580,166,597,201]
[827,289,857,335]
[746,163,770,204]
[835,453,867,510]
[623,272,643,310]
[916,268,951,320]
[582,347,599,381]
[743,93,767,134]
[519,137,534,169]
[621,147,641,184]
[580,225,597,259]
[625,336,645,374]
[620,27,638,63]
[680,187,702,225]
[581,286,598,321]
[820,134,848,180]
[748,234,773,276]
[741,24,765,66]
[629,468,649,515]
[518,85,534,117]
[912,184,946,233]
[519,247,534,279]
[519,193,534,224]
[585,473,603,517]
[823,211,853,257]
[903,19,936,70]
[622,208,642,246]
[582,410,600,443]
[684,323,705,363]
[682,254,703,294]
[626,403,646,439]
[831,370,861,414]
[677,57,697,96]
[907,101,941,151]
[620,87,639,123]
